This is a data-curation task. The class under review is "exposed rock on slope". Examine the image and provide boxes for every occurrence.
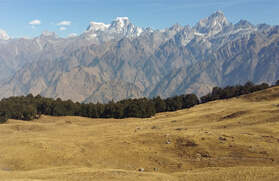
[151,28,279,98]
[84,79,145,103]
[0,11,278,103]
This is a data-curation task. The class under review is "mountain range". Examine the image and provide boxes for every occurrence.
[0,11,278,103]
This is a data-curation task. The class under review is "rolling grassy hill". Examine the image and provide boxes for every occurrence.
[0,87,279,180]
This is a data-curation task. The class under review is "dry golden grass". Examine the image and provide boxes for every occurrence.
[1,87,279,181]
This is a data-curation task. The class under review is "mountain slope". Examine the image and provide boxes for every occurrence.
[84,79,145,103]
[150,26,279,98]
[0,11,278,103]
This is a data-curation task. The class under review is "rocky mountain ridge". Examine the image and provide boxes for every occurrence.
[0,11,278,103]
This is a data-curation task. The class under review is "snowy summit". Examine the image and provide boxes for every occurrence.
[0,29,10,40]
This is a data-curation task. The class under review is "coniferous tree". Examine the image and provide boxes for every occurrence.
[22,105,37,120]
[153,96,167,113]
[0,80,272,124]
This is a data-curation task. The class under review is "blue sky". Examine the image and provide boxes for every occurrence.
[0,0,278,38]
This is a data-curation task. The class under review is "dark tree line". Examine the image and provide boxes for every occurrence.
[0,93,199,123]
[1,80,278,124]
[200,81,273,103]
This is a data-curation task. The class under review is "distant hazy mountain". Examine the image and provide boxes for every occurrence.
[0,11,278,103]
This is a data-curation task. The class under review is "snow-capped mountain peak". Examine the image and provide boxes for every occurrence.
[197,10,228,28]
[113,17,129,28]
[109,17,131,31]
[234,19,255,29]
[87,22,109,31]
[67,33,77,38]
[208,10,227,22]
[40,30,59,38]
[194,10,229,37]
[0,29,10,40]
[169,23,183,31]
[83,17,152,40]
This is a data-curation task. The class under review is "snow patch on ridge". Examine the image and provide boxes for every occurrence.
[194,32,205,36]
[36,39,42,50]
[15,47,18,55]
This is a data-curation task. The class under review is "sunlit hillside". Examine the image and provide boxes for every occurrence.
[0,87,279,181]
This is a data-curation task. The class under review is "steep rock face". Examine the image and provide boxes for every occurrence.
[0,11,279,103]
[149,61,219,99]
[150,27,279,98]
[254,37,279,84]
[84,79,145,103]
[0,33,65,81]
[234,20,255,30]
[194,10,230,37]
[0,57,63,99]
[41,66,112,102]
